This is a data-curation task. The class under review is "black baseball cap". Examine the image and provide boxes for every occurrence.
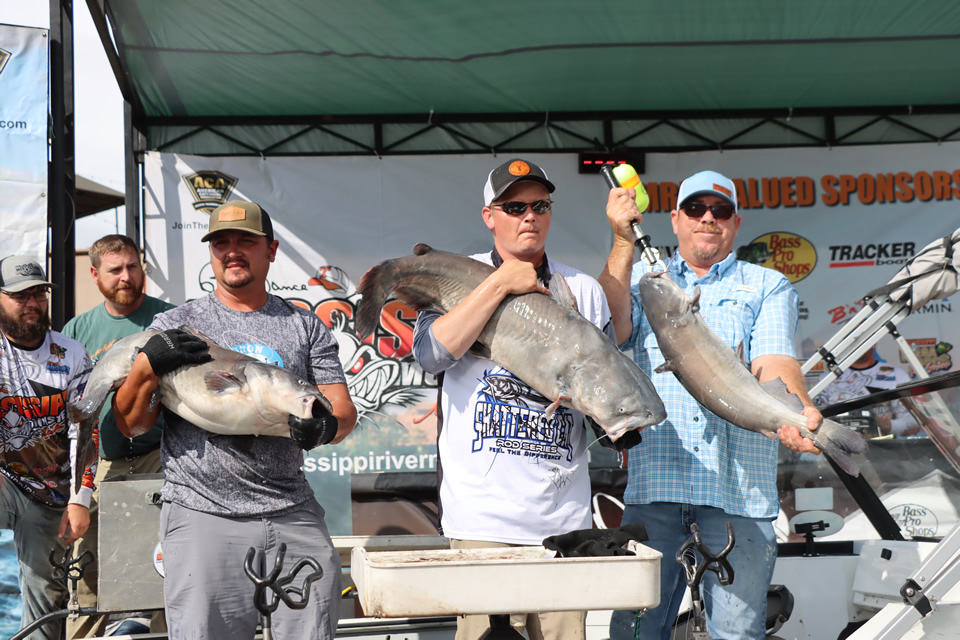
[483,159,555,205]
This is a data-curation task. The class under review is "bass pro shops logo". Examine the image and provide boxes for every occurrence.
[739,232,816,284]
[183,171,239,214]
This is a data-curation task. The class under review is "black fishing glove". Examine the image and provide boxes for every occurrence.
[586,416,643,452]
[140,329,213,377]
[288,400,339,450]
[543,523,649,558]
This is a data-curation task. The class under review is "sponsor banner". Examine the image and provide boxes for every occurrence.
[144,143,960,534]
[0,25,48,263]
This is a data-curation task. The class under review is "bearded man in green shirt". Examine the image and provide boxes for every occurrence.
[62,234,174,638]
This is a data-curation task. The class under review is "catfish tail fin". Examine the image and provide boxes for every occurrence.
[356,263,395,339]
[813,420,869,477]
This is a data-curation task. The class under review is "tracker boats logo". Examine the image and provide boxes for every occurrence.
[740,232,816,283]
[828,242,915,268]
[183,171,239,214]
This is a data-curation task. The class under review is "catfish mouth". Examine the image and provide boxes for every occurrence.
[603,408,666,442]
[307,395,334,421]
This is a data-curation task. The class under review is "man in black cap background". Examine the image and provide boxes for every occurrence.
[112,200,358,640]
[412,159,616,640]
[0,255,94,640]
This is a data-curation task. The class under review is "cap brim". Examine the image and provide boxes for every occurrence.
[2,280,57,293]
[200,226,269,243]
[679,189,737,210]
[490,175,556,202]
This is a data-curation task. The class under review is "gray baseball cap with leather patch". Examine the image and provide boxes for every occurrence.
[201,200,275,242]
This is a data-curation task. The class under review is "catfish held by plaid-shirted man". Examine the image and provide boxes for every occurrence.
[356,243,666,443]
[638,270,868,476]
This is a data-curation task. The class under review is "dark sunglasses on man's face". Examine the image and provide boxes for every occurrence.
[492,200,553,215]
[682,202,737,220]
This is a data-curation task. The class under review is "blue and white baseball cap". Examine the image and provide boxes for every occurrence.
[677,170,737,211]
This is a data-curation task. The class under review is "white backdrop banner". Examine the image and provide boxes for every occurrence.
[0,24,48,263]
[144,144,960,534]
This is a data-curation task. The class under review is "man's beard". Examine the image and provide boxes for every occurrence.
[0,306,50,345]
[97,278,143,307]
[690,224,722,262]
[219,259,255,289]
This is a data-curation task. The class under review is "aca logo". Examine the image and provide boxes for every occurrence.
[182,170,239,214]
[740,232,817,283]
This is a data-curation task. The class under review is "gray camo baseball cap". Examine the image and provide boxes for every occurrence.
[0,256,57,293]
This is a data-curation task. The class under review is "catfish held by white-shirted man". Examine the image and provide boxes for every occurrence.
[356,243,667,442]
[637,270,868,476]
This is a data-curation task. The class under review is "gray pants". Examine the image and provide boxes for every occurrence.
[0,481,67,640]
[160,499,341,640]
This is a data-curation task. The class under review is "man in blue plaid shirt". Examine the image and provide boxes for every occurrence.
[599,170,822,640]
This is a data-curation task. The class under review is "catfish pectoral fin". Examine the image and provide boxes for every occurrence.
[655,361,677,374]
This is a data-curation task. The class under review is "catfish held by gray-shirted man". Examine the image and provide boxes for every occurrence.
[637,270,868,476]
[67,327,337,492]
[356,243,667,442]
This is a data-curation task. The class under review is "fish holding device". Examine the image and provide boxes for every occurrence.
[600,164,665,270]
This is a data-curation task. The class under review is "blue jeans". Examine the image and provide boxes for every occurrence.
[609,503,776,640]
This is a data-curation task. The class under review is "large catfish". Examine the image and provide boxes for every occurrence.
[67,327,336,491]
[637,270,868,476]
[356,244,666,441]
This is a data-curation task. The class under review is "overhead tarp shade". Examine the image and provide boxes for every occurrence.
[104,0,960,119]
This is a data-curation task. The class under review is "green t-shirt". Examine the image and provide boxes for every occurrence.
[62,295,176,459]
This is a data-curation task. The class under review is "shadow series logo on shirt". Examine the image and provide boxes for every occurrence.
[183,170,239,214]
[472,370,575,462]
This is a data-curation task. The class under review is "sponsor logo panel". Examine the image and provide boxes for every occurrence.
[740,232,816,283]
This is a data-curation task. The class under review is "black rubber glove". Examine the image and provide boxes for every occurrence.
[288,398,339,450]
[140,329,213,377]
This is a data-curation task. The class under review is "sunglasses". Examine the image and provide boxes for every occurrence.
[681,202,736,220]
[491,200,553,215]
[2,289,49,305]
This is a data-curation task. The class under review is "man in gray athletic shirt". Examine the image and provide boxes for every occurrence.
[112,200,358,640]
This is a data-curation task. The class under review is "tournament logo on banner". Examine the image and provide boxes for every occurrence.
[183,170,238,213]
[905,338,954,375]
[0,48,10,76]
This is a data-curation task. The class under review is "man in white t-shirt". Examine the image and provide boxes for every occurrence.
[412,159,619,640]
[815,349,919,437]
[0,255,94,639]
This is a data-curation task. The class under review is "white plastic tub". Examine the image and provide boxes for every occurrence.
[351,542,661,617]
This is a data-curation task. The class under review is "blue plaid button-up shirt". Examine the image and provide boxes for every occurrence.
[621,251,799,519]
